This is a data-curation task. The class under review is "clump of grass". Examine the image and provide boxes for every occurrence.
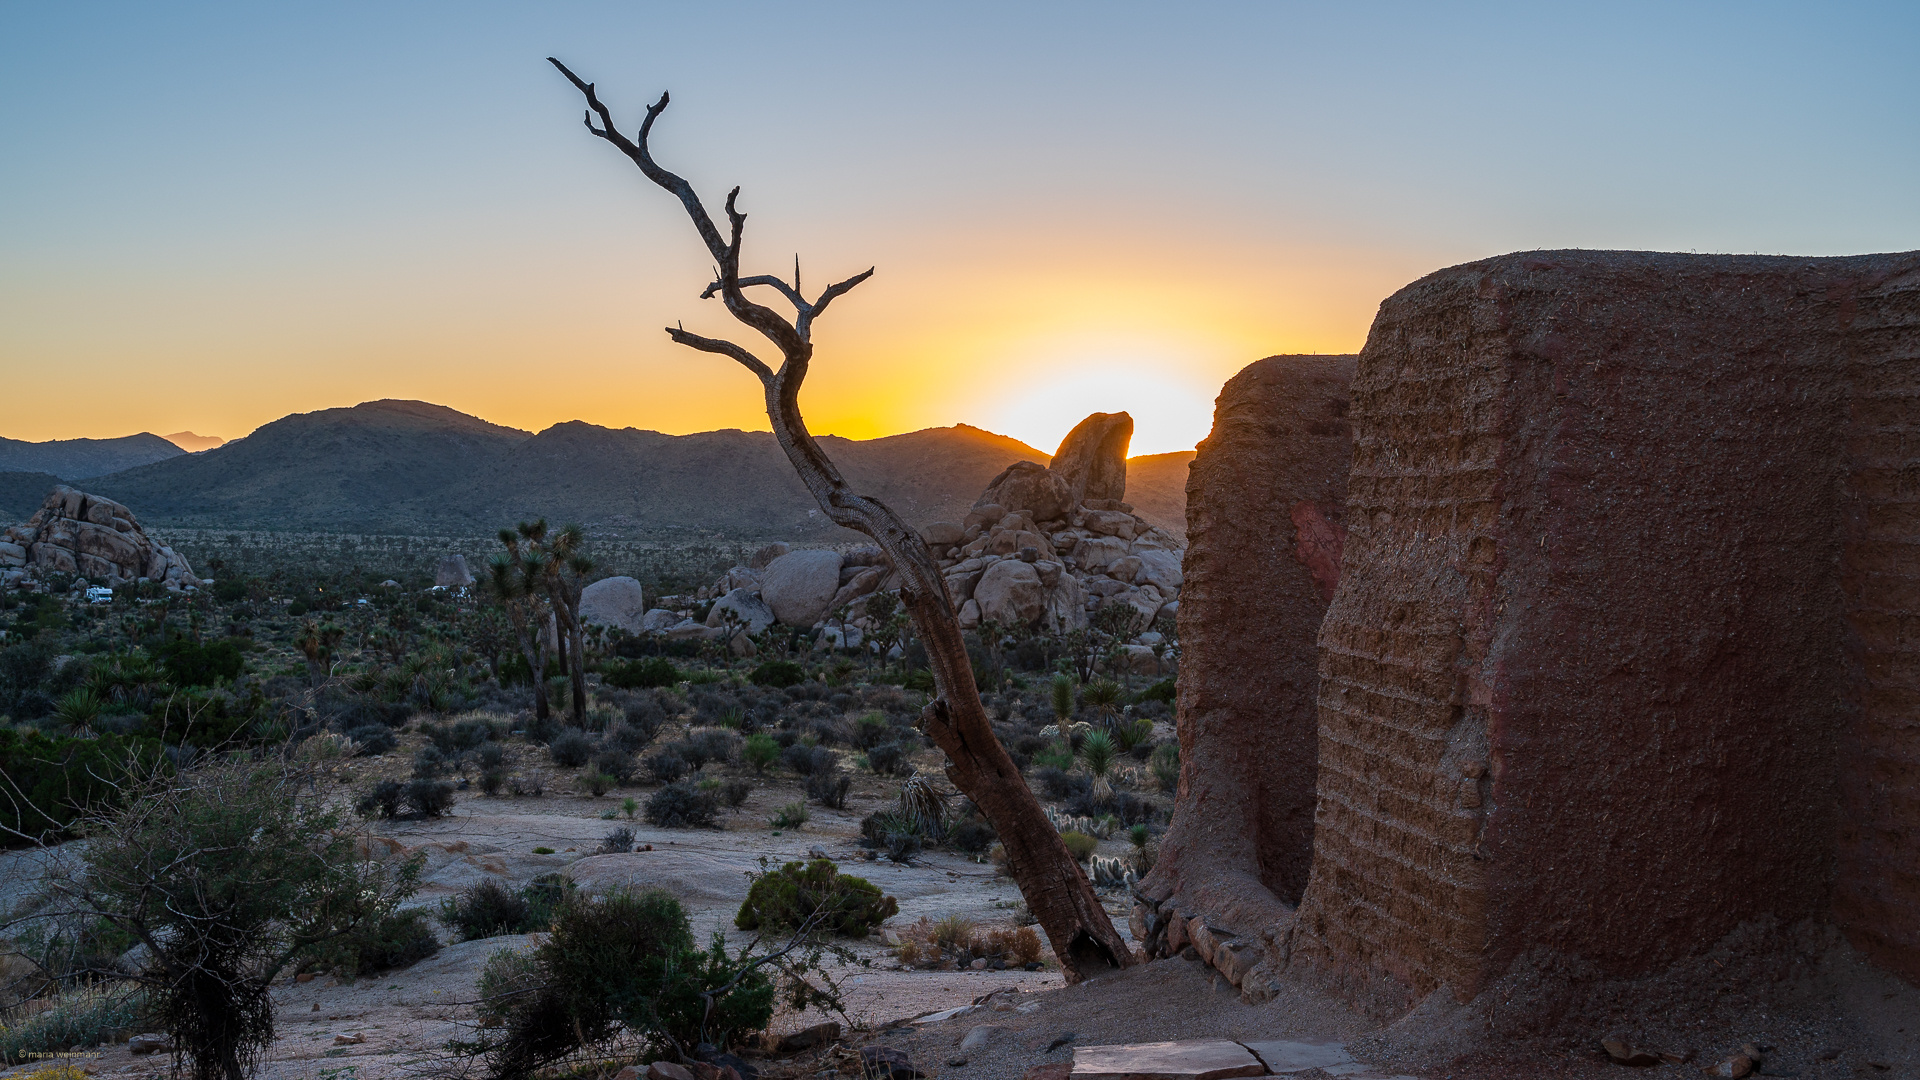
[770,801,809,830]
[892,916,1042,970]
[0,985,151,1064]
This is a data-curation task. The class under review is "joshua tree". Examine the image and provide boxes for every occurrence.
[488,532,554,724]
[491,519,594,725]
[549,60,1134,981]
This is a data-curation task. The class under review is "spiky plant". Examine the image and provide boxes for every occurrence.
[899,772,948,838]
[1080,731,1117,806]
[1050,674,1076,724]
[1082,679,1125,729]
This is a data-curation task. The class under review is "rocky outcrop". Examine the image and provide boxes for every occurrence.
[578,575,648,633]
[435,554,474,588]
[1133,356,1355,982]
[1049,412,1132,505]
[1245,251,1920,1016]
[2,485,199,591]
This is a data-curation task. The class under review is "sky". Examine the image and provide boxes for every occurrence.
[3,3,1917,456]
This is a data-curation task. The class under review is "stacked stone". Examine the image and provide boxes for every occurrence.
[1,485,200,591]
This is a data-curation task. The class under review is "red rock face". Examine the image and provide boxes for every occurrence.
[1137,355,1355,943]
[1286,250,1920,1005]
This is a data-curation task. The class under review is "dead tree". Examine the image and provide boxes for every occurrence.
[549,59,1135,982]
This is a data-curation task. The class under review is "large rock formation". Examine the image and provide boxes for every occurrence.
[1049,412,1133,505]
[1,485,199,590]
[1139,252,1920,1029]
[1135,356,1355,957]
[578,575,648,633]
[629,412,1185,657]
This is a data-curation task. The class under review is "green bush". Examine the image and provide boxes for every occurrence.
[734,859,898,938]
[0,729,156,845]
[440,875,575,940]
[749,660,806,688]
[1136,678,1177,705]
[770,801,809,829]
[742,731,779,772]
[604,657,681,690]
[902,669,935,693]
[0,985,151,1064]
[645,781,718,828]
[152,638,246,688]
[1059,830,1098,862]
[311,908,441,977]
[1150,741,1180,792]
[469,888,774,1076]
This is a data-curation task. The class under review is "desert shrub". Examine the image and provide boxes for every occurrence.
[81,759,420,1080]
[1151,741,1180,792]
[580,771,616,796]
[851,710,890,750]
[311,908,441,977]
[0,729,155,843]
[719,776,753,808]
[770,801,809,829]
[592,749,637,784]
[602,718,657,756]
[1078,730,1116,778]
[1135,678,1177,705]
[948,814,996,853]
[1032,765,1089,803]
[346,723,397,755]
[734,859,897,938]
[1066,788,1156,826]
[866,741,909,777]
[443,879,533,940]
[892,916,1042,970]
[404,778,456,817]
[781,742,834,776]
[1059,830,1098,862]
[806,768,852,810]
[0,985,151,1064]
[412,745,449,778]
[470,888,773,1078]
[645,781,718,828]
[548,729,595,768]
[479,767,507,795]
[603,657,681,689]
[643,750,690,784]
[860,811,923,863]
[1112,717,1154,754]
[355,780,405,819]
[682,727,741,768]
[749,660,806,688]
[476,741,507,769]
[598,825,635,854]
[152,638,245,688]
[742,731,779,772]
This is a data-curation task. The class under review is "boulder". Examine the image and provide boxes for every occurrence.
[1069,536,1130,572]
[976,461,1073,522]
[921,521,965,547]
[705,588,776,635]
[1050,412,1134,505]
[435,555,474,588]
[721,566,763,593]
[639,608,684,633]
[826,564,887,613]
[760,549,844,627]
[579,576,649,633]
[973,559,1045,627]
[1131,547,1184,592]
[748,542,790,570]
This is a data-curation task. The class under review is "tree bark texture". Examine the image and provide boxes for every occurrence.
[550,59,1135,981]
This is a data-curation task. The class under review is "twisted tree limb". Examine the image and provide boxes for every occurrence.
[548,58,1135,982]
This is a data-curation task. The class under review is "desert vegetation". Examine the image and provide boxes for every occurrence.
[0,527,1177,1076]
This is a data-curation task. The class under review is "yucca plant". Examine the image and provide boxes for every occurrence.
[1082,679,1125,729]
[899,771,948,838]
[1050,673,1076,724]
[53,689,103,736]
[1079,730,1117,805]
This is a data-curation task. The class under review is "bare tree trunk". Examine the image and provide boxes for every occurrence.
[550,60,1135,981]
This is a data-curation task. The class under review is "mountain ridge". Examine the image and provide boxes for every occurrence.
[0,432,184,479]
[7,400,1193,541]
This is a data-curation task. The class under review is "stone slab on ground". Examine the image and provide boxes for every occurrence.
[1238,1040,1353,1073]
[1072,1040,1266,1080]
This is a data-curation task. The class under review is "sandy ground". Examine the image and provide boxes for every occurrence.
[7,754,1916,1080]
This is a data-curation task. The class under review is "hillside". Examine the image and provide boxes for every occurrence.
[46,400,1190,541]
[1125,451,1195,540]
[0,472,64,523]
[0,432,183,479]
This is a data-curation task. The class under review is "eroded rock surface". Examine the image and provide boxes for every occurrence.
[2,484,199,591]
[1134,355,1355,981]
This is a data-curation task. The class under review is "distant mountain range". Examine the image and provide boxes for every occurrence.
[0,400,1194,541]
[0,432,184,479]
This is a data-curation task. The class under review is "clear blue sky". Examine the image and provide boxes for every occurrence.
[3,2,1915,452]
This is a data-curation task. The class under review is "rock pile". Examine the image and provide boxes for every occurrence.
[1,485,200,592]
[618,412,1184,664]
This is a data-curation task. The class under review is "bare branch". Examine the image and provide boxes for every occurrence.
[799,267,876,340]
[665,325,774,383]
[703,274,806,311]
